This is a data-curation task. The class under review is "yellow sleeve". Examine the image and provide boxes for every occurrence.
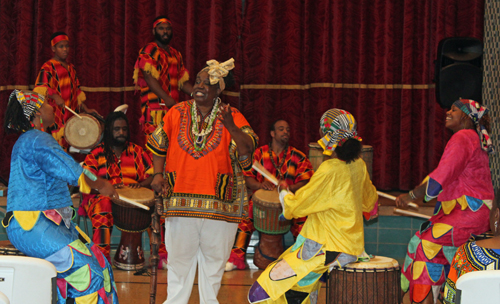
[283,161,335,219]
[78,173,92,194]
[361,164,378,213]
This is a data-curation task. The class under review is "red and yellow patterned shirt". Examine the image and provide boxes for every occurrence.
[33,59,86,147]
[245,145,314,187]
[83,142,152,186]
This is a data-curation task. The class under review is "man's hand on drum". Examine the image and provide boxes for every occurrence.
[99,180,118,200]
[395,193,412,209]
[151,174,167,194]
[260,180,276,191]
[127,183,142,189]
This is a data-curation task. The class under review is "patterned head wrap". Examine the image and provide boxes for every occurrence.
[5,90,45,132]
[153,18,171,29]
[51,34,69,47]
[453,98,494,154]
[318,109,361,156]
[13,90,45,121]
[200,58,235,91]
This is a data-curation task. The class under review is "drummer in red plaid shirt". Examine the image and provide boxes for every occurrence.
[81,111,155,263]
[226,119,314,271]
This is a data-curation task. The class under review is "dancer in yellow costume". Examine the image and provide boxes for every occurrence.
[248,109,378,304]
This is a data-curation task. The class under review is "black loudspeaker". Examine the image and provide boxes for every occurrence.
[434,37,483,108]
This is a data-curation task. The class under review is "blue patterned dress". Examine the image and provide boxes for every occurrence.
[3,129,118,303]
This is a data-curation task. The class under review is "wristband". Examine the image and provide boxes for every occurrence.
[153,172,163,178]
[409,190,417,200]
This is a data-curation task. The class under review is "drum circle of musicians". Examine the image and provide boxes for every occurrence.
[2,16,498,304]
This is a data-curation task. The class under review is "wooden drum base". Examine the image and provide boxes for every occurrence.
[253,233,285,270]
[113,231,145,271]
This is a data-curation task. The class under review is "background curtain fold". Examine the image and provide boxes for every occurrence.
[0,0,484,190]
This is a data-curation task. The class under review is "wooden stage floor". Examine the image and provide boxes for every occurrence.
[114,265,330,304]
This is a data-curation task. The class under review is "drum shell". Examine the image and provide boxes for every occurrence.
[252,189,291,234]
[308,143,373,180]
[253,234,284,270]
[328,256,401,304]
[112,202,154,232]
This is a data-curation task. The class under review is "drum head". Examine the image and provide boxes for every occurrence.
[64,114,101,149]
[253,189,280,206]
[114,187,155,208]
[344,255,399,271]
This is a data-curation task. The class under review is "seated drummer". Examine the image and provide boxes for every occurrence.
[226,119,314,271]
[248,109,378,304]
[81,111,155,263]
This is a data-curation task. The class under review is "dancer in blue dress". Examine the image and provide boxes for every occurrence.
[2,90,120,303]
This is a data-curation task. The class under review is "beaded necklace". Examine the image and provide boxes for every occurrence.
[268,144,288,180]
[191,97,221,151]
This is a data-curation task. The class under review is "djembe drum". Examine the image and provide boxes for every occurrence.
[64,114,103,150]
[328,256,401,304]
[0,240,25,256]
[252,189,292,270]
[308,143,374,179]
[111,187,155,271]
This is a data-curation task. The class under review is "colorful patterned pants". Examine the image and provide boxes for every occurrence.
[228,200,307,269]
[401,202,490,303]
[6,212,119,303]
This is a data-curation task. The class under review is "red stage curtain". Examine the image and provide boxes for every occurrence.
[0,0,484,190]
[239,0,484,190]
[0,0,240,183]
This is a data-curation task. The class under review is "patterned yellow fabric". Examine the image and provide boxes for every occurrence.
[412,261,427,281]
[441,196,468,214]
[12,211,40,231]
[421,239,443,260]
[78,173,91,194]
[75,291,98,304]
[431,223,453,239]
[256,246,328,302]
[283,158,377,255]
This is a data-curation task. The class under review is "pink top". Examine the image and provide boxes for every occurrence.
[429,129,493,201]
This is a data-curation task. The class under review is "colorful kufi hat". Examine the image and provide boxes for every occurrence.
[453,98,494,154]
[51,34,69,47]
[153,18,171,29]
[318,108,361,156]
[200,58,235,91]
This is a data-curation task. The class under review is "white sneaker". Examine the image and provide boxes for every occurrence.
[225,261,237,272]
